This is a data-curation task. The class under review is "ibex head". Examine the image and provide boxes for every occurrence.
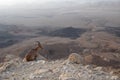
[35,41,43,49]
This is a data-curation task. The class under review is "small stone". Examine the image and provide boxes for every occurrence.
[110,71,114,75]
[31,62,34,65]
[29,73,35,79]
[41,60,46,64]
[59,73,73,80]
[85,65,93,69]
[11,72,16,76]
[111,76,119,80]
[65,78,77,80]
[34,69,48,74]
[88,74,92,78]
[88,70,92,73]
[106,76,109,79]
[84,55,93,64]
[6,71,10,74]
[36,60,46,64]
[94,67,102,71]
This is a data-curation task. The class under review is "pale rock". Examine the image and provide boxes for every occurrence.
[106,76,110,79]
[29,73,35,79]
[0,56,120,80]
[110,71,114,75]
[31,62,35,65]
[59,73,73,80]
[84,65,93,69]
[64,78,77,80]
[36,60,46,64]
[88,69,92,73]
[94,67,102,71]
[68,53,83,64]
[34,69,48,74]
[111,75,119,80]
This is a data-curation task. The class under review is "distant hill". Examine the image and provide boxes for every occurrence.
[105,27,120,37]
[0,24,40,48]
[0,24,10,31]
[39,27,86,39]
[0,31,17,48]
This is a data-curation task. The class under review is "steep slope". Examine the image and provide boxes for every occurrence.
[0,55,119,80]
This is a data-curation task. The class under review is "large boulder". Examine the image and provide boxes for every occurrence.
[67,53,84,64]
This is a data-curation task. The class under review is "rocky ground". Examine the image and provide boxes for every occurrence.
[0,54,119,80]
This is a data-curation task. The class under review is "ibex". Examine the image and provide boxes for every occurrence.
[23,41,43,62]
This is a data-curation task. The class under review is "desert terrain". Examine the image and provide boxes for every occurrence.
[0,0,120,80]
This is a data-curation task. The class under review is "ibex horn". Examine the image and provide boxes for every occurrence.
[36,41,43,49]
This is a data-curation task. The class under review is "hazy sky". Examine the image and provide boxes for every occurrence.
[0,0,52,6]
[1,0,119,9]
[0,0,120,27]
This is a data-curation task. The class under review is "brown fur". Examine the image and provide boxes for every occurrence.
[23,41,43,62]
